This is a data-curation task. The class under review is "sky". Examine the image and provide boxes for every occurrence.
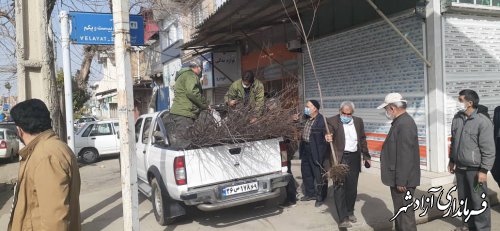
[0,0,143,98]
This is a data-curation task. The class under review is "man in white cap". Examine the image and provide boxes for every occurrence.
[377,93,420,231]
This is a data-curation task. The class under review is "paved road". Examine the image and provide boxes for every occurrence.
[1,157,499,231]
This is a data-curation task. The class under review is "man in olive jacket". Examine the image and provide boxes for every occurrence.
[169,61,208,148]
[377,93,420,231]
[8,99,81,231]
[224,70,265,121]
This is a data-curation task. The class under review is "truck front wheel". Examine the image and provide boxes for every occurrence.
[151,178,176,225]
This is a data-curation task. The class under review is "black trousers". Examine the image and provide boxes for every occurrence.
[333,151,361,221]
[390,187,417,231]
[166,114,195,149]
[456,169,491,231]
[301,143,328,201]
[285,160,297,203]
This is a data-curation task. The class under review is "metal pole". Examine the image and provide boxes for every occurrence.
[59,11,75,152]
[365,0,432,67]
[111,0,139,230]
[136,49,140,80]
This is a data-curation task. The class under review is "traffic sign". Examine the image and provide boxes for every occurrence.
[69,12,144,46]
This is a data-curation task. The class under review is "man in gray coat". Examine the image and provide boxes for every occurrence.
[377,93,420,231]
[449,89,495,231]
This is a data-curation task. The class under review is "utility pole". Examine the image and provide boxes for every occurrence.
[59,11,75,152]
[112,0,139,230]
[15,0,62,136]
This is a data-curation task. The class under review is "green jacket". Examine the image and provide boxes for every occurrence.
[170,68,208,119]
[224,79,265,115]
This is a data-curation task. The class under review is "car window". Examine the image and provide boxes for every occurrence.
[142,118,152,144]
[7,132,16,140]
[82,124,94,137]
[0,131,4,140]
[135,118,143,143]
[90,123,113,136]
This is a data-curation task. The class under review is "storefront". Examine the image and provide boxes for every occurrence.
[303,12,429,168]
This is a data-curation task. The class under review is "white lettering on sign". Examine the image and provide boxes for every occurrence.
[79,36,112,42]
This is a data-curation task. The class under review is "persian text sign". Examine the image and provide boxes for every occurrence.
[69,12,144,46]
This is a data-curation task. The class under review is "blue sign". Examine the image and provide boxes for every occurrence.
[69,12,144,46]
[2,103,9,111]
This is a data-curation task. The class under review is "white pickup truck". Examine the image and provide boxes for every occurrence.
[135,111,291,225]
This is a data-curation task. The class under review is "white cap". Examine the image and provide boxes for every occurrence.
[377,93,407,109]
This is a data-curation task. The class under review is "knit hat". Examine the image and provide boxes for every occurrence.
[309,100,321,110]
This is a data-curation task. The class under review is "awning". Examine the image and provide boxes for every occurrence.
[182,0,321,49]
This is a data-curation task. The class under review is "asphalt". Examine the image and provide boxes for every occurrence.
[1,158,499,231]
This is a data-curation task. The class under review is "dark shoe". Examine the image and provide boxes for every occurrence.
[300,196,315,201]
[279,201,297,208]
[338,218,352,228]
[348,215,357,223]
[314,201,323,207]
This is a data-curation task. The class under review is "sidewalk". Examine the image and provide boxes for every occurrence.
[290,159,500,231]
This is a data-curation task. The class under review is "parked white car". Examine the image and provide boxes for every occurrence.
[0,128,20,162]
[75,120,120,163]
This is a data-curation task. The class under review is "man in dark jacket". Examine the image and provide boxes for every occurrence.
[326,101,371,228]
[377,93,420,231]
[299,100,329,207]
[493,106,500,187]
[449,89,495,231]
[168,61,209,148]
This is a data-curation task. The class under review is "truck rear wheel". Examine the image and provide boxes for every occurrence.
[151,178,176,226]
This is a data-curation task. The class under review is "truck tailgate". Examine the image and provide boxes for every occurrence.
[184,138,283,188]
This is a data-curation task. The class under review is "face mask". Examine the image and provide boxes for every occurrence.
[304,107,311,116]
[242,83,251,89]
[340,115,352,124]
[456,103,467,112]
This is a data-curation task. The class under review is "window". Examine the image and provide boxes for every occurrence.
[192,2,203,28]
[450,0,500,6]
[142,118,153,144]
[7,132,16,140]
[89,123,113,136]
[82,125,94,137]
[113,123,119,136]
[135,118,143,142]
[0,131,5,140]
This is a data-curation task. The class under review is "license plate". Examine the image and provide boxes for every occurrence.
[222,182,258,196]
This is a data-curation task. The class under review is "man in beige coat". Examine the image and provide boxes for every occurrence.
[8,99,81,231]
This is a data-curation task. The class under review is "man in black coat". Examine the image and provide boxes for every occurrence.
[299,100,329,207]
[491,106,500,187]
[377,93,420,231]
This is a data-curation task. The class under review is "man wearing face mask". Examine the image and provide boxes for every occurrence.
[449,89,495,231]
[224,71,265,122]
[169,61,209,148]
[8,99,81,231]
[297,100,329,207]
[325,101,371,228]
[377,93,420,231]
